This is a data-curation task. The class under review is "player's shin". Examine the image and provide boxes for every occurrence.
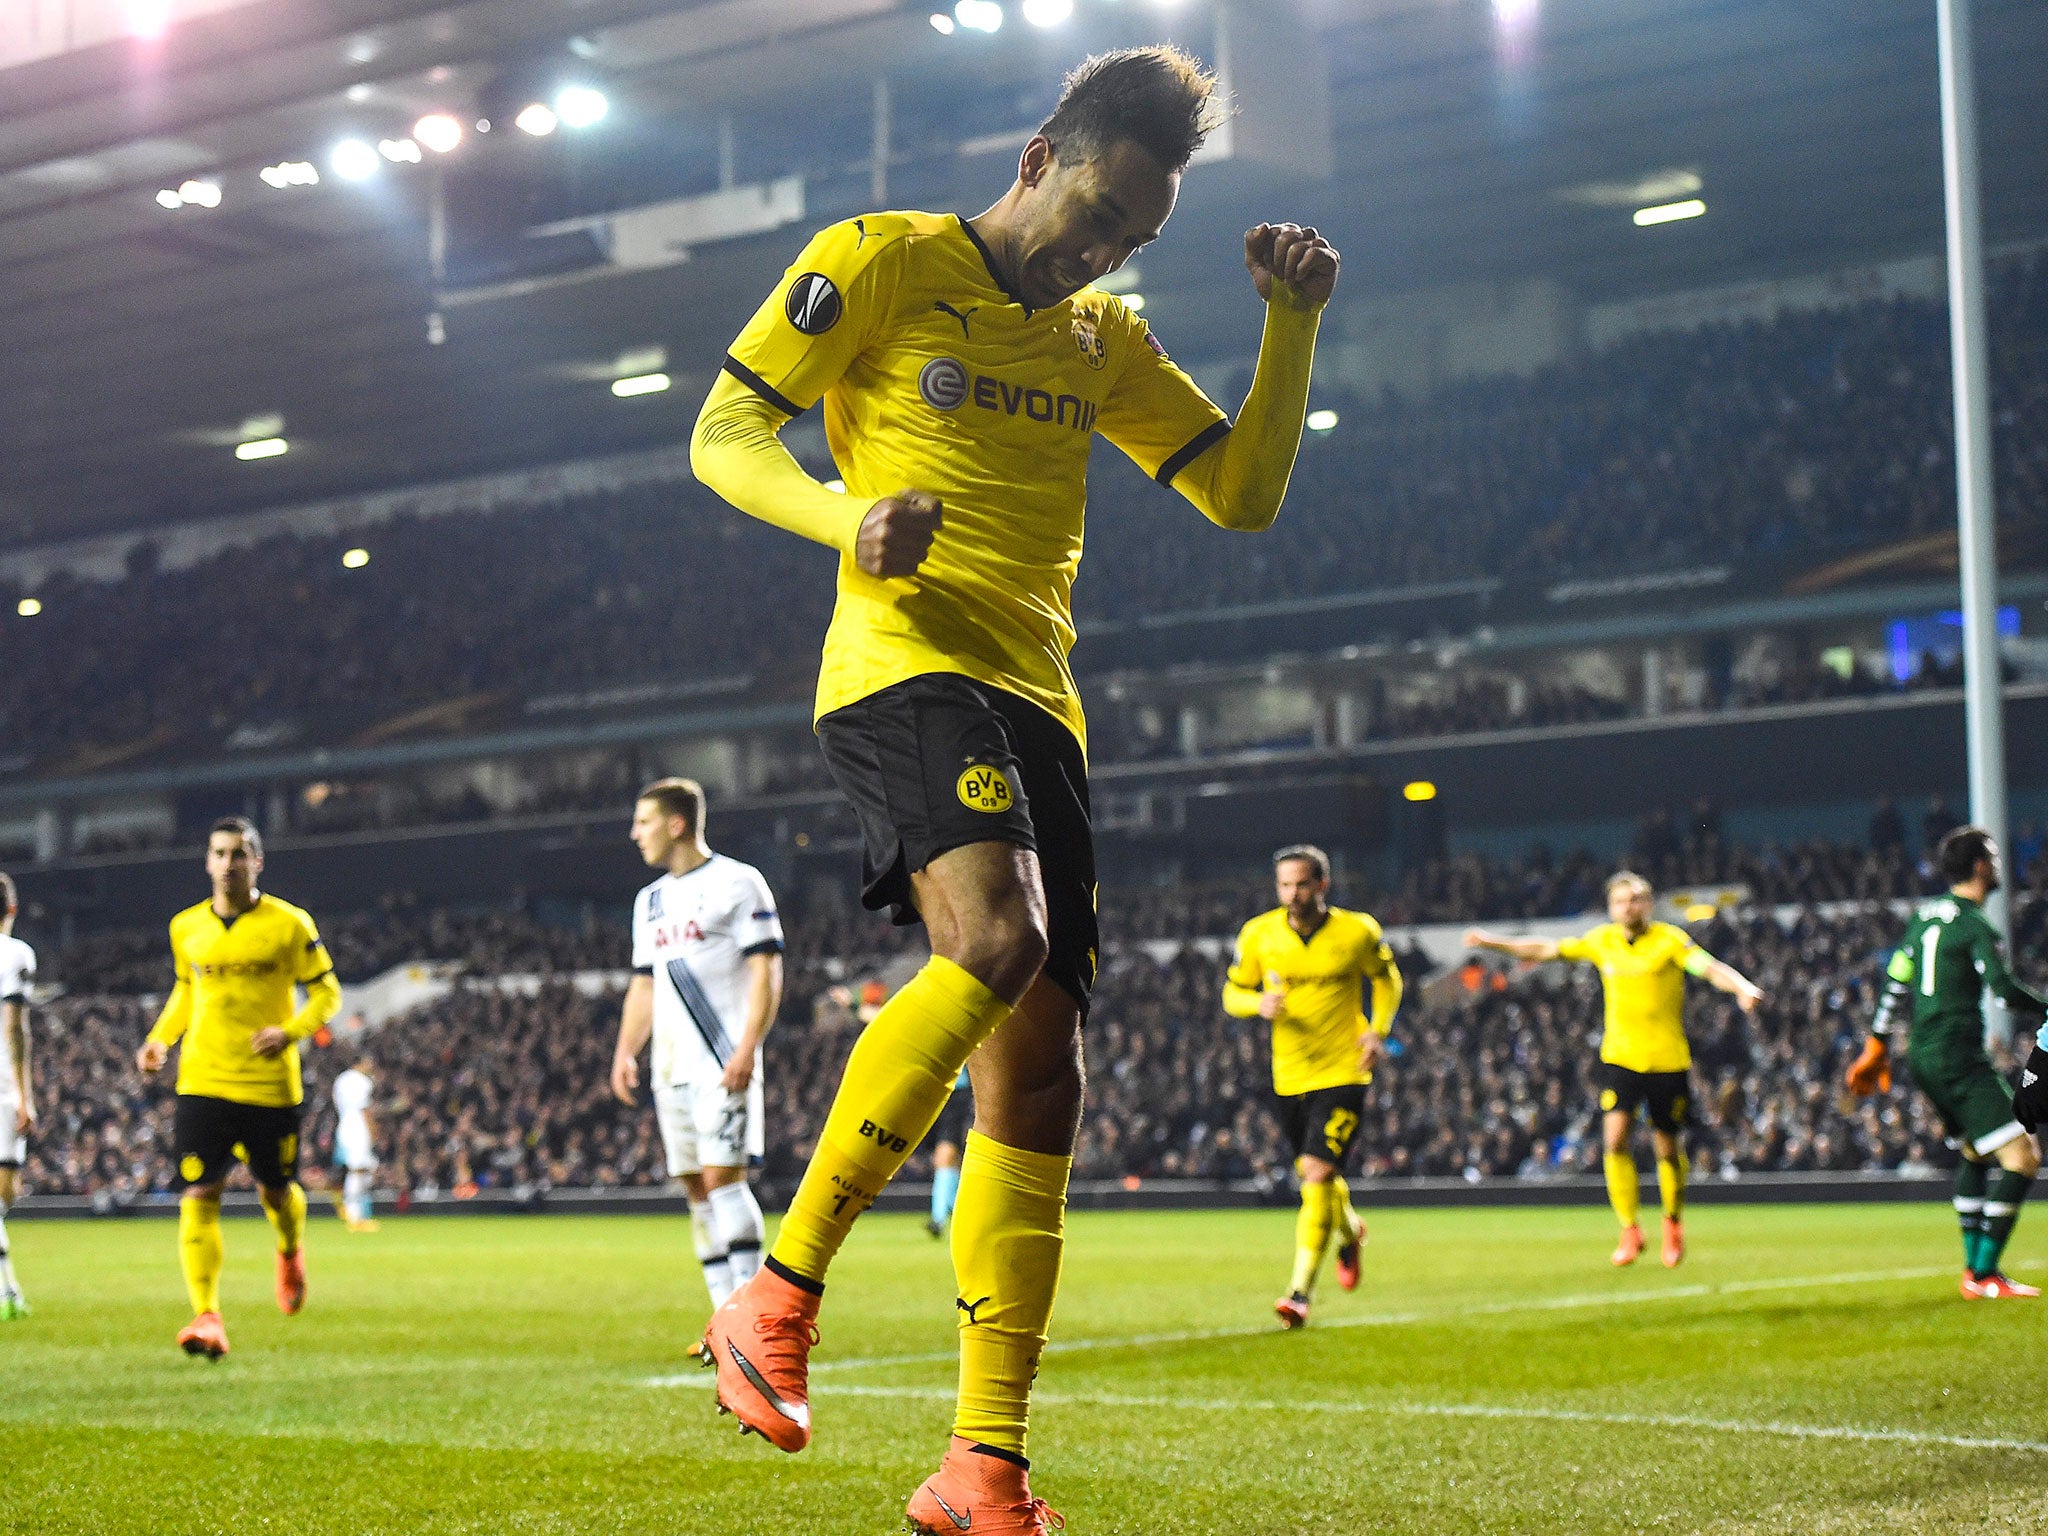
[180,1195,224,1316]
[1289,1179,1338,1297]
[344,1170,374,1225]
[690,1199,734,1306]
[1954,1159,1990,1270]
[1978,1168,2034,1278]
[1330,1175,1363,1243]
[1657,1151,1688,1219]
[260,1181,307,1255]
[0,1204,16,1298]
[771,958,1012,1285]
[950,1131,1071,1459]
[1603,1151,1641,1229]
[711,1181,766,1289]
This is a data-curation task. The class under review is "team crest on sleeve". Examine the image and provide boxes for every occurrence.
[784,272,843,335]
[647,888,664,920]
[956,762,1019,814]
[1071,315,1107,370]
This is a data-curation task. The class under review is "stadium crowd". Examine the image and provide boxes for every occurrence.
[20,821,2045,1202]
[4,249,2045,780]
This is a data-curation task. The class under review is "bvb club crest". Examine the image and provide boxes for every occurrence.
[1071,315,1106,371]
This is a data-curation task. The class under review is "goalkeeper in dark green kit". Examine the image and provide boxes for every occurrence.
[1848,826,2047,1298]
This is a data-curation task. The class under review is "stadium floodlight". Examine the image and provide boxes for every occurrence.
[155,188,183,209]
[329,139,381,181]
[611,372,672,398]
[177,179,222,208]
[953,0,1003,33]
[515,102,559,137]
[261,161,320,188]
[1307,408,1339,432]
[1403,780,1438,802]
[378,138,423,164]
[1633,198,1706,227]
[555,86,609,129]
[16,598,41,618]
[414,114,465,154]
[1021,0,1072,25]
[126,1,171,40]
[929,12,956,32]
[1121,292,1145,313]
[342,548,371,569]
[234,438,289,461]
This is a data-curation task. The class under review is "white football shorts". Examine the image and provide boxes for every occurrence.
[655,1073,765,1177]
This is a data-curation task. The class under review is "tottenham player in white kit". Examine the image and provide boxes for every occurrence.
[611,779,785,1315]
[331,1055,379,1231]
[0,873,37,1319]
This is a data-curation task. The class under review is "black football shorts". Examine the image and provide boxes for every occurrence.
[174,1094,303,1188]
[1595,1063,1692,1134]
[816,673,1099,1016]
[1276,1084,1369,1169]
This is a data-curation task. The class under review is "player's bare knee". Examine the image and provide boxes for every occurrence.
[2002,1137,2041,1178]
[948,907,1048,1001]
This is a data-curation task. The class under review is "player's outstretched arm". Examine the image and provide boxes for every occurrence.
[611,974,654,1104]
[1172,224,1340,533]
[722,951,786,1094]
[1695,954,1764,1014]
[1463,929,1562,963]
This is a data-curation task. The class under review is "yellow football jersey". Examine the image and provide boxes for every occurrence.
[1556,921,1700,1074]
[1225,907,1402,1096]
[148,893,341,1108]
[721,210,1230,750]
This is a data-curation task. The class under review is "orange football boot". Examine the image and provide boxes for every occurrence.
[1661,1216,1685,1269]
[177,1311,230,1360]
[1610,1224,1645,1267]
[906,1436,1065,1535]
[1961,1272,2040,1299]
[1274,1292,1310,1329]
[699,1267,821,1452]
[1334,1212,1367,1292]
[276,1248,307,1315]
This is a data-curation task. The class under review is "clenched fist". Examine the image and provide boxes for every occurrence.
[856,490,943,578]
[1245,223,1340,309]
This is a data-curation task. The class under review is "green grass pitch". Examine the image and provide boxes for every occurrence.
[6,1204,2046,1534]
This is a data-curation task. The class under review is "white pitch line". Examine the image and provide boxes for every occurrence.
[641,1263,1958,1388]
[816,1383,2048,1457]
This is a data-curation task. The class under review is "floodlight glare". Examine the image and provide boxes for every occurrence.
[177,179,222,208]
[329,139,381,181]
[1306,409,1339,432]
[126,1,171,40]
[378,138,423,164]
[1021,0,1072,25]
[156,189,183,209]
[1121,292,1146,313]
[1633,198,1706,227]
[414,113,464,154]
[235,438,289,461]
[342,548,371,569]
[16,598,41,617]
[555,86,609,129]
[611,372,672,398]
[929,11,956,32]
[261,161,320,189]
[515,102,559,136]
[954,0,1003,33]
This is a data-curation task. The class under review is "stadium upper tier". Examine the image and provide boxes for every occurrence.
[2,247,2044,791]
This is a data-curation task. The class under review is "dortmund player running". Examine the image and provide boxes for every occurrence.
[1466,872,1763,1268]
[1847,826,2046,1298]
[1224,846,1400,1328]
[690,47,1338,1532]
[134,818,341,1358]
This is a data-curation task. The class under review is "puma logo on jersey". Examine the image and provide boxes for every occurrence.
[858,1118,909,1153]
[955,1295,992,1325]
[933,300,978,337]
[852,217,874,248]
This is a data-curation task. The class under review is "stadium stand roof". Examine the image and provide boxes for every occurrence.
[3,0,2045,545]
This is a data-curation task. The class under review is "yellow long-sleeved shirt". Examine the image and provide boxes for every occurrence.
[1225,907,1402,1096]
[691,210,1322,750]
[148,893,341,1108]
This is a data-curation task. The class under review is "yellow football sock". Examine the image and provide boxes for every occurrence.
[951,1131,1071,1459]
[1657,1152,1688,1220]
[1288,1179,1338,1297]
[179,1195,223,1316]
[1603,1151,1641,1229]
[260,1182,307,1256]
[1331,1175,1363,1244]
[772,958,1013,1284]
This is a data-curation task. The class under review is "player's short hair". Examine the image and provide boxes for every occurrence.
[1273,844,1330,882]
[210,815,262,858]
[1037,46,1228,174]
[1606,870,1652,899]
[638,777,705,834]
[0,871,14,914]
[1937,825,1996,885]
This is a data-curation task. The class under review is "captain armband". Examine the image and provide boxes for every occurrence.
[1681,949,1714,979]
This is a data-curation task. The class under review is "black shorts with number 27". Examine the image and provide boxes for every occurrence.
[174,1094,302,1189]
[1276,1084,1369,1169]
[817,673,1099,1016]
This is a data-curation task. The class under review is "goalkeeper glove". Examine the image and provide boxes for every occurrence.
[1845,1035,1891,1096]
[2014,1043,2048,1133]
